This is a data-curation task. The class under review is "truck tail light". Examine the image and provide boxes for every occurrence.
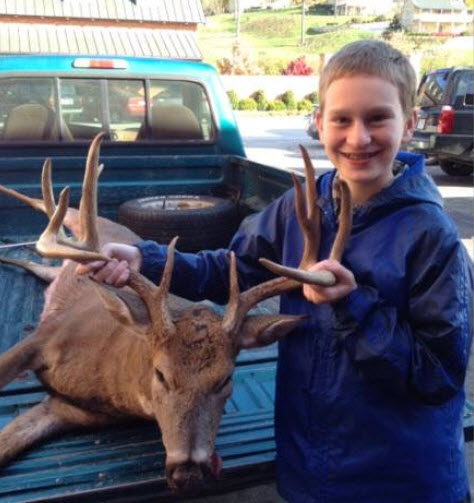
[72,58,129,70]
[437,106,454,134]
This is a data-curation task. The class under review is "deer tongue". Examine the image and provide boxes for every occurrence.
[210,451,222,477]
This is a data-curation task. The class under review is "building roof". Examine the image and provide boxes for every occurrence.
[0,22,202,60]
[411,0,466,10]
[0,0,205,24]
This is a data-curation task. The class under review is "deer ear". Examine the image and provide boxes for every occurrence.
[239,314,305,349]
[93,283,145,328]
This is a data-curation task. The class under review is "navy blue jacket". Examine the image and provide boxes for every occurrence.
[137,152,472,503]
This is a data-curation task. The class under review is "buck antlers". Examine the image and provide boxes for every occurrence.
[38,136,351,334]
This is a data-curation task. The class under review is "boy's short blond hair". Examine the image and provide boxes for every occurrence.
[319,40,417,118]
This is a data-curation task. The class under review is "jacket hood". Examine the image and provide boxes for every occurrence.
[318,152,443,225]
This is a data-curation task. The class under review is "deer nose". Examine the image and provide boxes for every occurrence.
[168,462,204,493]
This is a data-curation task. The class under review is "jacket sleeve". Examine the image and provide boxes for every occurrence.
[135,189,292,304]
[332,226,473,405]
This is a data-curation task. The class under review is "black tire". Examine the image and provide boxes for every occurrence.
[439,160,473,177]
[118,195,239,252]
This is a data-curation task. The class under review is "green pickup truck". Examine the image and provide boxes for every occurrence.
[0,55,471,503]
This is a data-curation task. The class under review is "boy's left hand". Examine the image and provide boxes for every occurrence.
[302,260,356,305]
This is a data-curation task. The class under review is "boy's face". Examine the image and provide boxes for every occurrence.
[316,75,416,202]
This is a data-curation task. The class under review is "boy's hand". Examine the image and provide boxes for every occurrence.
[75,243,142,288]
[302,260,356,305]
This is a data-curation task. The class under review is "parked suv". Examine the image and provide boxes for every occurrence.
[408,67,473,176]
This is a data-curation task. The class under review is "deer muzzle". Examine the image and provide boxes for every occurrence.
[166,451,222,494]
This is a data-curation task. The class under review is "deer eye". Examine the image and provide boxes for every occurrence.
[155,369,166,385]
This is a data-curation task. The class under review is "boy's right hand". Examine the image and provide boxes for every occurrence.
[75,243,142,288]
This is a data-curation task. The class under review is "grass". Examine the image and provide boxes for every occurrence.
[197,7,473,76]
[198,8,365,73]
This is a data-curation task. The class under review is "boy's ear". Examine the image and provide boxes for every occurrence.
[402,109,417,143]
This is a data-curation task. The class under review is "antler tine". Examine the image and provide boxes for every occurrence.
[222,252,242,334]
[41,158,68,242]
[128,236,178,339]
[329,179,351,261]
[295,144,321,268]
[36,186,107,262]
[78,132,105,252]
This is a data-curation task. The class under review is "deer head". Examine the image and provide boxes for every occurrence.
[33,134,351,493]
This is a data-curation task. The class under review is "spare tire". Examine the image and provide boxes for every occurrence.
[118,195,239,252]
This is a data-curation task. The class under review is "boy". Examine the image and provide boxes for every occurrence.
[79,41,473,503]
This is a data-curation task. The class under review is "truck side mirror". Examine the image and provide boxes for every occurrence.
[464,93,473,106]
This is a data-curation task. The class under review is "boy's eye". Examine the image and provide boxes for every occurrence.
[331,116,349,125]
[370,114,388,122]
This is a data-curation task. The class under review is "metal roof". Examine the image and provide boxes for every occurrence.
[411,0,467,10]
[0,0,205,24]
[0,22,202,60]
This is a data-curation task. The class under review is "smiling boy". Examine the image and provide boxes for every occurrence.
[80,40,473,503]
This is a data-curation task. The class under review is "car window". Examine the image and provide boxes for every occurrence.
[60,79,103,141]
[0,76,214,143]
[107,80,146,141]
[453,71,474,102]
[141,80,214,141]
[0,78,56,141]
[416,71,449,107]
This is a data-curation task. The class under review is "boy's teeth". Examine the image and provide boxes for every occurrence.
[345,153,372,159]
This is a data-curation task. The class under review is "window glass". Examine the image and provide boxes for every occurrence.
[60,79,103,141]
[0,78,56,141]
[141,80,214,141]
[416,71,448,107]
[454,71,473,100]
[108,80,145,141]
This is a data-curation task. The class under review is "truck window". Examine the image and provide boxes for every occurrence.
[60,79,103,141]
[138,80,214,141]
[0,78,57,141]
[0,77,214,143]
[108,80,146,141]
[417,71,448,107]
[453,71,473,103]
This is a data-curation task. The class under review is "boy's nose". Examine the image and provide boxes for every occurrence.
[347,122,371,147]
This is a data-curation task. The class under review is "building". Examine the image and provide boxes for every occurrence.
[400,0,469,35]
[0,0,205,60]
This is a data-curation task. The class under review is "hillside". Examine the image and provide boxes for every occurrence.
[197,7,472,76]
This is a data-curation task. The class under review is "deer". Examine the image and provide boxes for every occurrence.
[0,133,351,494]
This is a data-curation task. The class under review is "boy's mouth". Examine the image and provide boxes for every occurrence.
[341,151,379,160]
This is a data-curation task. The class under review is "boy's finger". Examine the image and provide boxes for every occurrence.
[104,260,129,286]
[115,268,131,288]
[76,260,107,275]
[91,259,120,283]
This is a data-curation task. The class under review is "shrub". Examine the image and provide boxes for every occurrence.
[258,58,286,76]
[226,90,239,109]
[266,100,286,111]
[305,91,318,104]
[237,98,258,111]
[297,99,313,112]
[216,42,260,75]
[251,89,268,111]
[282,56,314,76]
[279,90,297,110]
